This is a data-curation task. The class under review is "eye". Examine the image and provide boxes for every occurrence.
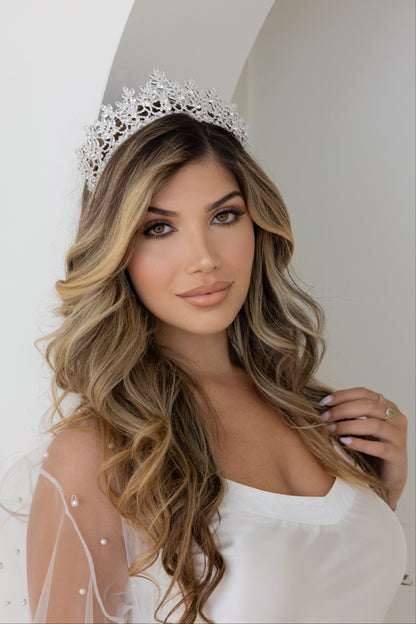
[212,209,245,225]
[142,221,174,238]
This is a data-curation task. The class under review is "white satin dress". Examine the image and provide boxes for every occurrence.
[0,430,407,624]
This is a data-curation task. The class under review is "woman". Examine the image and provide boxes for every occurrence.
[3,72,408,623]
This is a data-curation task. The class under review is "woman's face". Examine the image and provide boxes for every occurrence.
[127,157,255,339]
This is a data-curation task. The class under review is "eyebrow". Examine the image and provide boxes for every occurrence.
[147,191,244,217]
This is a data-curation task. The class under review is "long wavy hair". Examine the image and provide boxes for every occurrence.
[39,113,387,623]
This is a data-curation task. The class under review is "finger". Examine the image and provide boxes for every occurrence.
[326,418,401,443]
[338,436,394,460]
[321,399,398,423]
[319,387,379,407]
[319,387,397,409]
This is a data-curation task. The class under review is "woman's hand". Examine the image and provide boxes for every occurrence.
[319,387,408,510]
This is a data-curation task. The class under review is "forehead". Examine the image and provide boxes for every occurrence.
[150,158,240,208]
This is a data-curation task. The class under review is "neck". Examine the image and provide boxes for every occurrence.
[155,324,238,380]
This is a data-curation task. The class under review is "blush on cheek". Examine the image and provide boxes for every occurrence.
[233,231,255,267]
[128,254,170,290]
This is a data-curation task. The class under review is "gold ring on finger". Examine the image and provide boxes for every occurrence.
[383,407,394,421]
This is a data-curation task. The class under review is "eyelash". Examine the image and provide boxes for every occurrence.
[141,208,246,239]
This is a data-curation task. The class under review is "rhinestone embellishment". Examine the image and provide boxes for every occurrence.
[70,495,79,507]
[77,69,249,191]
[100,538,108,546]
[79,588,86,596]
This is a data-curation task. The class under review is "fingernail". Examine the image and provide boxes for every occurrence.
[321,410,331,421]
[319,395,333,407]
[327,423,337,432]
[340,437,353,445]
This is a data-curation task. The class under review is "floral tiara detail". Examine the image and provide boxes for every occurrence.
[76,69,249,191]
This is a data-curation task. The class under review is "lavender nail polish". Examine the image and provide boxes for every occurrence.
[319,395,333,407]
[340,437,353,445]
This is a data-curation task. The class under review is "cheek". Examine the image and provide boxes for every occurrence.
[226,223,255,274]
[127,250,173,298]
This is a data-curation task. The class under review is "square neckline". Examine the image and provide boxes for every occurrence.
[222,474,338,501]
[220,475,358,524]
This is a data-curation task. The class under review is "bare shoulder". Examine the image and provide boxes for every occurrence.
[42,419,103,488]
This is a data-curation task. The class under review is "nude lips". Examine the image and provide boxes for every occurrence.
[177,282,232,307]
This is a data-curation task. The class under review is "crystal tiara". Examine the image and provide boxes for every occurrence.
[76,69,249,191]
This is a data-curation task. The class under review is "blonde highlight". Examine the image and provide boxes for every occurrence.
[37,113,388,623]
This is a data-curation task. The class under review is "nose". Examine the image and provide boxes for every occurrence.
[184,228,222,274]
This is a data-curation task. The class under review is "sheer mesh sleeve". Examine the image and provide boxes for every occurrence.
[0,427,186,623]
[25,427,131,623]
[0,425,133,624]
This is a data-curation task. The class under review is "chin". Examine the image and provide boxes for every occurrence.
[185,323,233,336]
[176,320,234,335]
[158,309,240,337]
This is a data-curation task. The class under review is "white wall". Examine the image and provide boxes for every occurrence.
[233,1,414,622]
[0,0,273,468]
[103,0,274,103]
[0,0,135,469]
